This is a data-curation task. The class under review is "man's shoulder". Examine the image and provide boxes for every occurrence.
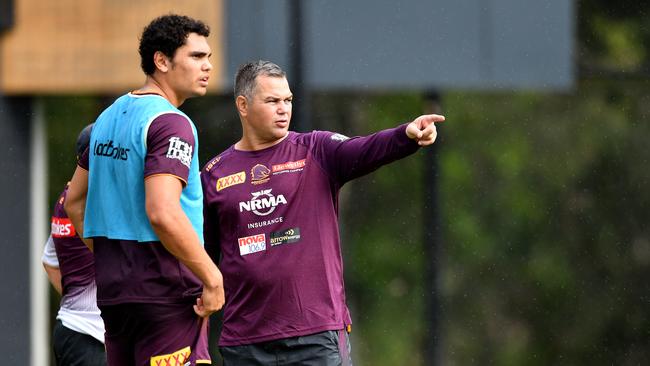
[202,147,235,174]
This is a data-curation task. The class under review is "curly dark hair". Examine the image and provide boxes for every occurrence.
[139,14,210,75]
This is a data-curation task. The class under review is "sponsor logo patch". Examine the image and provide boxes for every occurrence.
[149,346,190,366]
[239,189,287,216]
[51,217,76,238]
[270,227,301,246]
[238,233,266,256]
[330,133,349,142]
[204,156,221,172]
[216,171,246,191]
[251,164,271,184]
[272,159,306,175]
[166,136,193,168]
[93,139,130,161]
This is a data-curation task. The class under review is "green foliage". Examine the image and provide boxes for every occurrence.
[578,1,650,73]
[439,82,650,365]
[334,77,650,365]
[340,93,427,366]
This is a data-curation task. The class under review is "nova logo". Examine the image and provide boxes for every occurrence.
[238,233,266,247]
[239,189,287,216]
[51,217,76,238]
[216,171,246,191]
[238,233,266,256]
[94,140,130,160]
[166,136,192,168]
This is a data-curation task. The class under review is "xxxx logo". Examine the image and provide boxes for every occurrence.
[150,346,191,366]
[216,171,246,191]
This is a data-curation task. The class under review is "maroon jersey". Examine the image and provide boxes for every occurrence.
[202,125,419,346]
[52,186,95,296]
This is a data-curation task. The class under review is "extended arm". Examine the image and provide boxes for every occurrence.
[320,114,445,183]
[145,175,225,317]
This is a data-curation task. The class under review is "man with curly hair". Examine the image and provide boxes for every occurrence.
[65,14,224,366]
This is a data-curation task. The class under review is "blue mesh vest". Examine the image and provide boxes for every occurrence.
[84,93,203,243]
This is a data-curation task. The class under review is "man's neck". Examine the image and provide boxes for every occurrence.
[135,76,183,107]
[235,133,289,152]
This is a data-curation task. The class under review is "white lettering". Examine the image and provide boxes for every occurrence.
[239,189,288,216]
[166,136,193,168]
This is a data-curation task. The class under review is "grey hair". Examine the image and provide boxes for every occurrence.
[234,60,286,100]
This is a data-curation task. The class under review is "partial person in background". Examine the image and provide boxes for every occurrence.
[201,60,445,365]
[64,14,224,366]
[42,123,106,366]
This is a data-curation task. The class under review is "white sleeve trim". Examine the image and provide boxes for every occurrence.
[41,234,59,267]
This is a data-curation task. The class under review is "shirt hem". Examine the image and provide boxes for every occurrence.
[97,296,197,307]
[218,323,347,347]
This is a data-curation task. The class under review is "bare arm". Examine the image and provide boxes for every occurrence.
[43,264,62,295]
[145,175,225,317]
[64,166,94,250]
[41,235,62,294]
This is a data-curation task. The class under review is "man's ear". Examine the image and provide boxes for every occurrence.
[235,95,248,117]
[153,51,170,73]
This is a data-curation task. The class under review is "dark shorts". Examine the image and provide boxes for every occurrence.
[219,329,352,366]
[53,320,107,366]
[99,302,211,366]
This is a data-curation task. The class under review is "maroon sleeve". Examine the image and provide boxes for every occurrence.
[311,124,419,184]
[77,146,90,170]
[144,113,196,185]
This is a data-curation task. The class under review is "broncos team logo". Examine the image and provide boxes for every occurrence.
[251,164,271,185]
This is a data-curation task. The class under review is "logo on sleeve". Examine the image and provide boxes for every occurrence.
[238,234,266,256]
[216,171,246,191]
[270,227,301,246]
[51,217,76,238]
[239,189,287,216]
[166,136,193,168]
[204,156,221,172]
[330,133,349,142]
[251,164,271,184]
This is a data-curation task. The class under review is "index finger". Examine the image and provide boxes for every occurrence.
[422,114,445,123]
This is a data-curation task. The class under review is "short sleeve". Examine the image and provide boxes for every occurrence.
[41,235,59,267]
[144,113,196,185]
[78,147,90,170]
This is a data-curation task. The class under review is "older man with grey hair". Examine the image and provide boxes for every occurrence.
[202,59,445,365]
